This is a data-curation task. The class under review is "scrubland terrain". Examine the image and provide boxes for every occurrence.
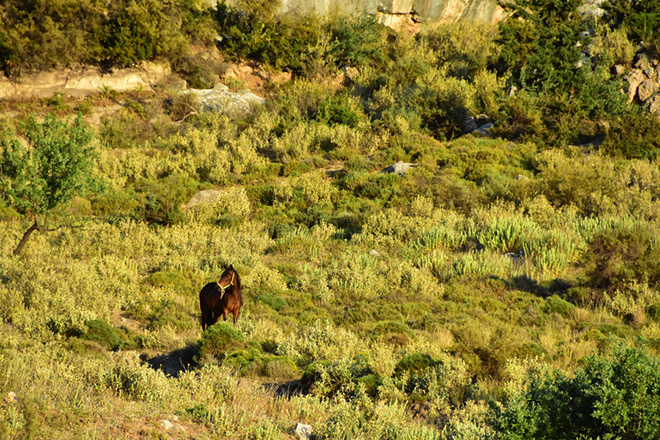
[2,0,660,438]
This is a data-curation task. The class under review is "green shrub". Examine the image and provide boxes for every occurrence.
[103,356,170,401]
[262,354,298,379]
[395,353,437,376]
[494,0,586,94]
[143,270,201,295]
[256,293,287,311]
[214,1,322,73]
[300,356,374,398]
[394,353,471,407]
[323,16,390,70]
[542,295,575,317]
[492,0,628,147]
[371,320,415,346]
[592,27,636,67]
[419,21,498,80]
[602,0,660,44]
[600,110,660,160]
[196,322,245,364]
[534,149,618,215]
[0,0,216,75]
[222,348,264,375]
[514,342,551,362]
[81,319,125,351]
[648,303,660,322]
[490,345,660,439]
[316,95,363,128]
[131,175,201,225]
[584,225,660,292]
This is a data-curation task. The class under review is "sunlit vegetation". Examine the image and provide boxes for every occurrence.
[2,0,660,438]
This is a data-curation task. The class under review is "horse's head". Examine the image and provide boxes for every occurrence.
[218,265,236,290]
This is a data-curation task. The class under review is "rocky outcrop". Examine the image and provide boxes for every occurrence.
[0,62,170,99]
[179,83,265,117]
[622,53,660,120]
[220,0,505,29]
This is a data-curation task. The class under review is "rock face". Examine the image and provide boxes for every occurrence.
[0,62,170,99]
[623,53,660,120]
[220,0,505,29]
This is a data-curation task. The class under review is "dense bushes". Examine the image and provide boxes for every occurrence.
[490,345,660,439]
[3,3,660,438]
[0,0,217,76]
[603,0,660,45]
[215,2,390,76]
[585,225,660,291]
[491,0,632,148]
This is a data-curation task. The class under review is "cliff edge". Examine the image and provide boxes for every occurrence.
[220,0,506,30]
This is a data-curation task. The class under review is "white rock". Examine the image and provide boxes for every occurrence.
[294,423,313,440]
[180,83,265,117]
[159,419,175,430]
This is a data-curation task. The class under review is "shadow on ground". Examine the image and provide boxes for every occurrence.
[142,344,198,378]
[262,380,308,398]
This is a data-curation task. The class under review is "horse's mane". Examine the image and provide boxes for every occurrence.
[233,269,241,290]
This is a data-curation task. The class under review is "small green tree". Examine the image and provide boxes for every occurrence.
[0,113,98,255]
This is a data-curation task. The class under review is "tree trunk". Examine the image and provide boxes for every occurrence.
[13,221,40,256]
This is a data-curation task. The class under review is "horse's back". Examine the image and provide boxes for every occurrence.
[200,282,217,295]
[200,282,221,306]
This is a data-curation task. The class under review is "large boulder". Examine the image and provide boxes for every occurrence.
[381,161,419,176]
[179,83,265,117]
[624,52,660,120]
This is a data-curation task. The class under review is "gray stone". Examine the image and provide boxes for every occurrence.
[294,423,313,440]
[180,83,265,117]
[382,161,419,176]
[475,122,494,135]
[463,116,479,133]
[159,420,175,430]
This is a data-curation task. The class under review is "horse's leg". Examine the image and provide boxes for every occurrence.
[200,294,209,331]
[204,310,215,330]
[232,309,240,324]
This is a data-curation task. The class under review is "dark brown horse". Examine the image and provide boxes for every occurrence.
[199,265,242,330]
